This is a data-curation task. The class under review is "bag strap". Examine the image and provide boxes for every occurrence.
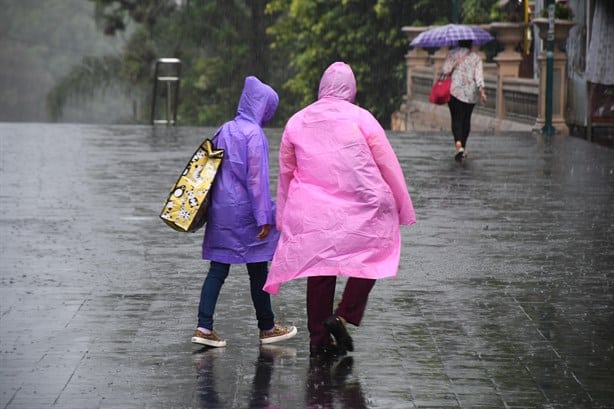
[441,50,471,79]
[454,51,471,71]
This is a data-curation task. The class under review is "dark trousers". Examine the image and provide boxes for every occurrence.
[448,95,475,148]
[306,276,376,346]
[198,261,274,331]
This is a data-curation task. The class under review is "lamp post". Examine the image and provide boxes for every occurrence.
[542,0,555,136]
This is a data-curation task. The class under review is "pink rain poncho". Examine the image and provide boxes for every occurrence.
[264,62,415,295]
[202,76,280,264]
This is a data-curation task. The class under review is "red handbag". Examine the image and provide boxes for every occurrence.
[429,76,452,105]
[429,51,470,105]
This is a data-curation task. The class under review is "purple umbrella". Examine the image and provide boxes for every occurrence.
[410,24,494,48]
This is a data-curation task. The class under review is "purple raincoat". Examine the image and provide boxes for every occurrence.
[264,62,416,295]
[202,76,280,263]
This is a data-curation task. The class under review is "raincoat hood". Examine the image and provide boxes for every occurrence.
[237,76,279,126]
[317,62,356,102]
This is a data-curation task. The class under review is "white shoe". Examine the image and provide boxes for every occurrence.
[259,324,297,344]
[454,147,465,161]
[191,329,227,347]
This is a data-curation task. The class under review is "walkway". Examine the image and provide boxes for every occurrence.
[1,123,612,408]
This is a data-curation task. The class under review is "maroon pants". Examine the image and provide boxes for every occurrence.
[306,276,376,346]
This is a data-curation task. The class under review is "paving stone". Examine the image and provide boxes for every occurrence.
[1,124,612,408]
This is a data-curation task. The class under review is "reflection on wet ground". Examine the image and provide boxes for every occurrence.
[0,124,612,408]
[194,346,367,409]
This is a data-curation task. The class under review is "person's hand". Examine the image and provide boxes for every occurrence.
[479,88,488,104]
[257,224,271,240]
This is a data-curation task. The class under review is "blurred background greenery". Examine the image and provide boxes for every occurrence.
[0,0,503,128]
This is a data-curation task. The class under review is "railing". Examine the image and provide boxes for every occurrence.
[396,23,571,134]
[501,77,539,124]
[403,66,538,129]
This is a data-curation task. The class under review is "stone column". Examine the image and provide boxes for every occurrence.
[393,26,430,131]
[491,22,524,125]
[402,26,429,99]
[533,18,574,135]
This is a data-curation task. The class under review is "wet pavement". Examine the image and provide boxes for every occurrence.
[0,123,613,409]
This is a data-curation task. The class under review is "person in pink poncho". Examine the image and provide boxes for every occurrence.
[264,62,416,357]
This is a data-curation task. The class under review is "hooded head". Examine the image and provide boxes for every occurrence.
[317,62,357,103]
[237,76,279,126]
[458,39,473,49]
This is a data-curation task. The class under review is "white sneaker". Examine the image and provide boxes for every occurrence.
[455,147,465,161]
[259,324,297,344]
[191,329,227,347]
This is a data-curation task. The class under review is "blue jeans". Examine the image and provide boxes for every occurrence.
[197,261,275,331]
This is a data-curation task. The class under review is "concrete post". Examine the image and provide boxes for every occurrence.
[533,18,574,135]
[402,27,429,100]
[491,22,524,127]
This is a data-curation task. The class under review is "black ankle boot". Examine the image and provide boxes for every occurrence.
[323,316,354,354]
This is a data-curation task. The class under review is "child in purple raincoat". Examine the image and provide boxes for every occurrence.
[191,76,297,348]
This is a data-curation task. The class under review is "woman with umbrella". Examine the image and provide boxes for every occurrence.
[411,24,491,160]
[442,39,488,161]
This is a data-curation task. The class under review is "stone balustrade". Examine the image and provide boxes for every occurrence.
[394,22,571,134]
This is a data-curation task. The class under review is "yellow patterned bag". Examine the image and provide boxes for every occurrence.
[160,139,224,232]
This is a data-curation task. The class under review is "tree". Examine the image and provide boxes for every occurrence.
[462,0,498,24]
[47,0,181,121]
[47,0,461,127]
[175,0,274,125]
[92,0,176,36]
[412,0,453,25]
[48,0,275,125]
[265,0,418,128]
[0,0,127,122]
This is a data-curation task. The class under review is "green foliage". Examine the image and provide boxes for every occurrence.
[462,0,497,24]
[0,0,127,121]
[266,0,414,127]
[46,1,181,122]
[43,0,473,127]
[47,55,125,121]
[92,0,177,35]
[173,0,257,125]
[490,0,524,22]
[50,0,272,125]
[540,2,574,20]
[413,0,453,25]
